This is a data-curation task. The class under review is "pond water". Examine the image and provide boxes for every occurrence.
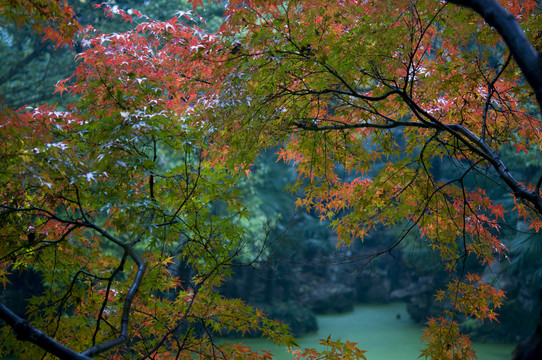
[233,303,515,360]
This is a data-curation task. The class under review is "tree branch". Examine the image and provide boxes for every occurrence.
[448,0,542,110]
[294,118,433,131]
[0,302,91,360]
[446,123,542,213]
[0,205,147,358]
[80,223,147,358]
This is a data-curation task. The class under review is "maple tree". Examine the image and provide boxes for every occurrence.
[1,0,542,359]
[0,2,361,360]
[205,0,542,358]
[0,0,225,108]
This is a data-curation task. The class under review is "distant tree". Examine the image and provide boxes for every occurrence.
[0,0,80,107]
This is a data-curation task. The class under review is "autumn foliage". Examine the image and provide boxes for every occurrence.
[1,0,542,359]
[0,0,81,48]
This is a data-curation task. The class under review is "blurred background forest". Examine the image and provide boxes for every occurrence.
[1,1,541,358]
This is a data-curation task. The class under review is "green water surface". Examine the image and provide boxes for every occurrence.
[236,303,514,360]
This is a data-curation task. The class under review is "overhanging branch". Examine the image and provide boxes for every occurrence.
[0,303,91,360]
[294,119,433,131]
[448,0,542,111]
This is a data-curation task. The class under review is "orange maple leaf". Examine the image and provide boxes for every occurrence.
[53,79,69,96]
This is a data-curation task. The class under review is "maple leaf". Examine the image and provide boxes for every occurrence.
[528,219,542,232]
[490,203,506,222]
[53,79,69,96]
[190,0,204,11]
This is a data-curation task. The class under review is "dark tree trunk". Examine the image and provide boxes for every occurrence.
[264,267,275,303]
[512,289,542,360]
[244,266,255,302]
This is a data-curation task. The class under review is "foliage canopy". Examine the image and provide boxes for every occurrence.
[1,0,542,359]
